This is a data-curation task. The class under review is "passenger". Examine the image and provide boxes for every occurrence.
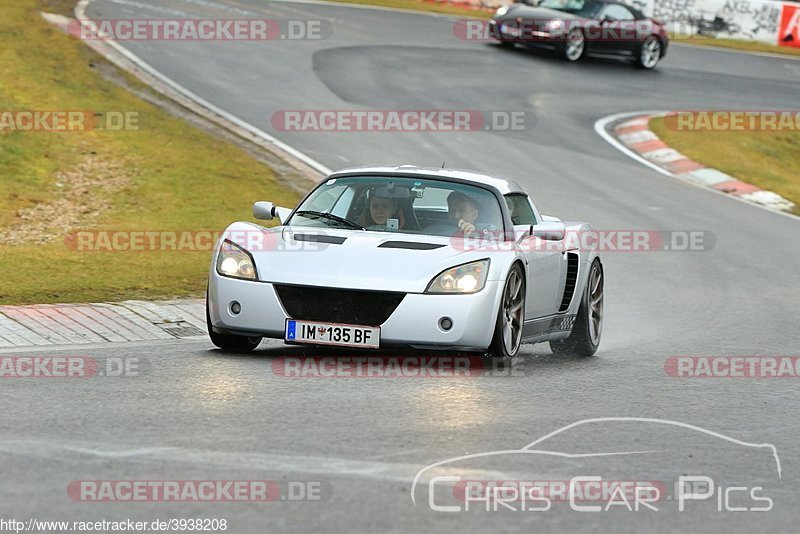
[447,191,481,235]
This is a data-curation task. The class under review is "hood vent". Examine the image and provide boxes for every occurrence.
[378,241,445,250]
[291,233,346,244]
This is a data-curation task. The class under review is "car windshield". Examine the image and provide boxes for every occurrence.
[287,175,505,237]
[539,0,603,17]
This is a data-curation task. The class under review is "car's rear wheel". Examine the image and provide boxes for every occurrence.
[636,35,661,69]
[206,298,262,352]
[489,264,525,361]
[561,29,585,62]
[550,259,603,357]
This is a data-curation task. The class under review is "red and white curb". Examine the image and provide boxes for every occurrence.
[595,111,796,214]
[0,299,205,348]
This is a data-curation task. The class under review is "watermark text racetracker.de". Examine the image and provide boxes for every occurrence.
[270,355,523,378]
[456,18,667,42]
[665,356,800,378]
[70,18,332,41]
[0,111,139,132]
[64,229,329,252]
[663,110,800,132]
[455,19,734,43]
[455,230,715,252]
[67,480,331,502]
[271,110,534,132]
[0,356,145,378]
[63,229,715,252]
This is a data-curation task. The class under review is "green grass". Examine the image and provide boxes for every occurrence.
[0,1,299,304]
[650,117,800,215]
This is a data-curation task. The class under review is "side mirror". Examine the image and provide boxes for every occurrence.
[253,201,292,224]
[541,214,561,222]
[532,222,566,241]
[253,201,275,220]
[513,224,533,242]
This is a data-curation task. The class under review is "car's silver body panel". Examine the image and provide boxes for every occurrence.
[208,166,600,351]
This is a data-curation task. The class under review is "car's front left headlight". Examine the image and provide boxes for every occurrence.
[216,239,257,280]
[495,6,509,16]
[426,259,490,294]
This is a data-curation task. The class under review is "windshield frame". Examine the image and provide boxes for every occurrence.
[285,173,514,238]
[538,0,604,17]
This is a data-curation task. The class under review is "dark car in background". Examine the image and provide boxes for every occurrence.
[488,0,669,69]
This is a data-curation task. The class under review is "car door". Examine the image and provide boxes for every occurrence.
[506,194,564,319]
[596,3,637,53]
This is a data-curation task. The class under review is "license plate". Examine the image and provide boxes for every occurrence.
[285,320,380,349]
[502,24,522,37]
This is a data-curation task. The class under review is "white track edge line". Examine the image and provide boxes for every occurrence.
[77,0,332,177]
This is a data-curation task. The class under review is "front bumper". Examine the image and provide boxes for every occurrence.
[489,19,556,44]
[208,274,504,351]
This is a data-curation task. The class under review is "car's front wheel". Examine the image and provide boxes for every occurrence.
[206,299,262,352]
[635,35,661,69]
[489,264,525,361]
[550,259,603,357]
[561,29,585,62]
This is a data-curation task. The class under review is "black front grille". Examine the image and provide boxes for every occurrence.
[274,285,406,326]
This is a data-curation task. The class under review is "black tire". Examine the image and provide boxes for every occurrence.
[561,28,585,62]
[498,40,514,48]
[489,264,525,361]
[635,35,661,69]
[206,298,262,352]
[550,259,603,357]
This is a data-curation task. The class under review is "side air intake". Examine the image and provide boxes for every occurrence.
[558,253,579,313]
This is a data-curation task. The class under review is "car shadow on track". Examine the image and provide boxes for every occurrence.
[488,42,664,74]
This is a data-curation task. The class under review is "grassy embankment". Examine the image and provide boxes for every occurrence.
[650,117,799,215]
[0,0,300,304]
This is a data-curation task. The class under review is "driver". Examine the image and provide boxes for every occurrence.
[365,195,398,230]
[361,188,403,231]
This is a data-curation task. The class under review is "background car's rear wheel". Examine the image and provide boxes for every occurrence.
[206,298,262,352]
[561,29,585,62]
[489,264,525,361]
[636,35,661,69]
[550,259,603,357]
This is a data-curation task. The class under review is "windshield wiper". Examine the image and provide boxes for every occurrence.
[293,210,365,230]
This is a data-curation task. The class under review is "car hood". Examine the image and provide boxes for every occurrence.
[231,225,505,293]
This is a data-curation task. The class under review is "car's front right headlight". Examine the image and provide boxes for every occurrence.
[216,239,257,280]
[426,259,490,294]
[495,6,509,16]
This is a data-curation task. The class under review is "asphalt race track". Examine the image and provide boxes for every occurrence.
[2,0,799,531]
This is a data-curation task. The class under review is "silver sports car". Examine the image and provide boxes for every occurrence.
[206,165,603,359]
